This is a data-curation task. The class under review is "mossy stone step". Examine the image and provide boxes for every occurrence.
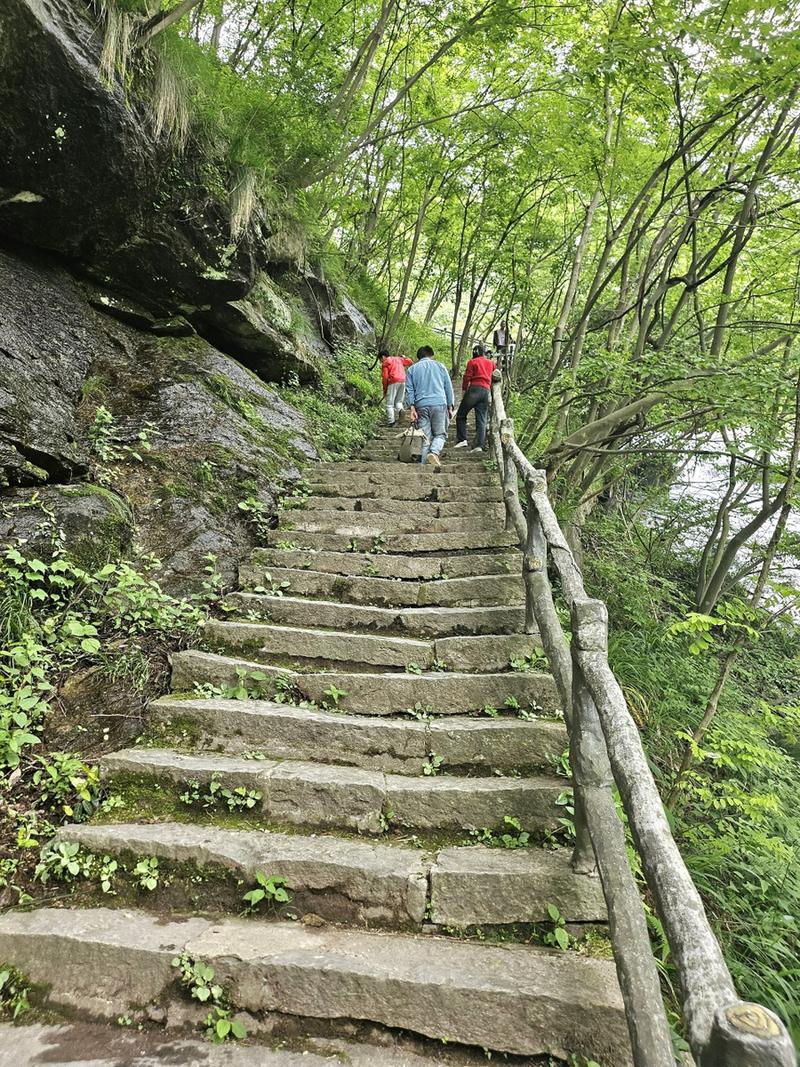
[278,514,503,535]
[54,821,428,928]
[149,695,567,773]
[235,567,523,608]
[0,909,629,1062]
[171,650,560,716]
[222,593,526,636]
[264,528,519,554]
[101,748,563,833]
[307,482,502,502]
[248,546,518,580]
[301,496,505,518]
[51,823,605,928]
[206,620,540,672]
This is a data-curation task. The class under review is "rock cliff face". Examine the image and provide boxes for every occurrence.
[0,0,375,589]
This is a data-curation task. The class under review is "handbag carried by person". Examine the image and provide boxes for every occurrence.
[397,427,426,463]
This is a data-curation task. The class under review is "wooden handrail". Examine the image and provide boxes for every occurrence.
[488,371,796,1067]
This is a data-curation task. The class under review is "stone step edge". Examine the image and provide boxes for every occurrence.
[50,821,607,927]
[0,908,628,1062]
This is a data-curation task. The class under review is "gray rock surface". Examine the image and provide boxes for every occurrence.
[0,909,629,1063]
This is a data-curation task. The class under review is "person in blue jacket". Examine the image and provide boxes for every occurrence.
[405,345,454,468]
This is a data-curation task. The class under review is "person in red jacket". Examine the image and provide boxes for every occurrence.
[380,348,413,426]
[454,343,496,451]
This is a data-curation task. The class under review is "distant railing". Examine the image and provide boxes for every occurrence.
[489,370,796,1067]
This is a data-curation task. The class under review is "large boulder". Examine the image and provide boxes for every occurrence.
[0,241,317,592]
[0,245,96,486]
[0,0,256,311]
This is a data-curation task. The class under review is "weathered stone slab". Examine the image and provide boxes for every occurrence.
[280,514,501,536]
[428,716,567,770]
[234,569,522,609]
[56,821,428,927]
[430,846,607,925]
[249,547,444,579]
[247,547,518,580]
[267,760,386,832]
[432,634,540,671]
[171,650,561,715]
[206,619,434,667]
[308,481,502,502]
[0,909,629,1062]
[220,595,525,636]
[102,747,274,794]
[386,775,562,832]
[150,696,432,773]
[265,528,518,554]
[310,465,494,486]
[102,748,385,832]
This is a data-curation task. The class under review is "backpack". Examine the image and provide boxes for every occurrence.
[397,427,425,463]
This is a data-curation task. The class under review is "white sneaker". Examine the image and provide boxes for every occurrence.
[454,440,469,449]
[425,452,442,469]
[471,446,483,452]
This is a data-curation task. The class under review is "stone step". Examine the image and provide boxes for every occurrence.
[360,451,488,465]
[207,620,435,668]
[249,546,517,580]
[277,514,503,536]
[206,621,540,673]
[307,481,502,502]
[235,568,523,608]
[0,909,628,1062]
[54,821,428,928]
[51,823,605,928]
[149,696,567,773]
[171,651,561,716]
[264,528,518,554]
[309,468,492,488]
[101,749,563,833]
[224,593,525,636]
[0,1023,451,1067]
[301,496,504,518]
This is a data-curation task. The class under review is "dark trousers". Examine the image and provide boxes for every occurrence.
[456,385,490,448]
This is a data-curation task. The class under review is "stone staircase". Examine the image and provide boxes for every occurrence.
[0,424,631,1066]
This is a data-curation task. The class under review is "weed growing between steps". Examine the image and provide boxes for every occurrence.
[0,543,221,908]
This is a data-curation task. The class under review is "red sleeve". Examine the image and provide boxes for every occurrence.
[381,362,389,393]
[462,360,474,393]
[402,357,413,367]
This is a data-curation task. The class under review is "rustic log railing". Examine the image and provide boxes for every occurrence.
[489,371,796,1067]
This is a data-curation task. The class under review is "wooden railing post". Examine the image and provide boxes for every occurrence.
[571,600,676,1067]
[499,418,526,542]
[574,597,797,1066]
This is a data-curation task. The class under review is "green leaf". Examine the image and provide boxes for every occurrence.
[554,927,570,951]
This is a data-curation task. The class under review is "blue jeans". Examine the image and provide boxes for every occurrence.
[416,405,448,463]
[456,386,490,448]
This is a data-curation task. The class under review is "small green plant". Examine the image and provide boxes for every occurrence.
[423,753,445,776]
[133,856,160,891]
[88,406,160,467]
[275,540,299,550]
[242,871,291,912]
[378,808,395,833]
[544,903,571,950]
[237,496,273,542]
[323,684,347,708]
[370,534,387,554]
[171,954,247,1044]
[253,572,291,597]
[510,649,549,672]
[430,659,448,672]
[482,703,499,718]
[405,702,435,721]
[503,695,520,711]
[32,753,101,821]
[179,774,262,812]
[498,815,530,849]
[347,538,360,552]
[0,966,31,1020]
[405,662,423,675]
[34,841,88,883]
